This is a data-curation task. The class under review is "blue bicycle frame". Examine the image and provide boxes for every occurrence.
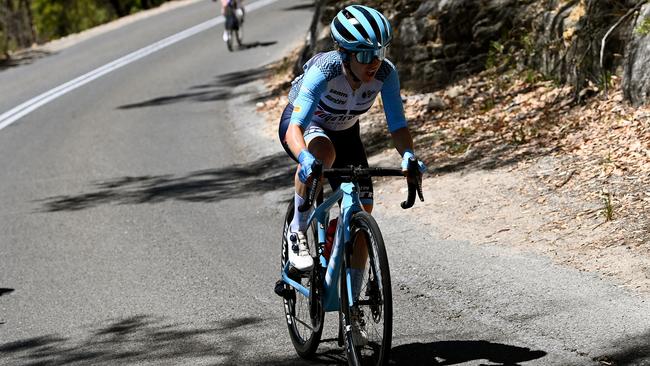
[281,182,363,312]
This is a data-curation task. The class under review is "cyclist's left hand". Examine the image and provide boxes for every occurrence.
[298,149,317,183]
[401,150,426,174]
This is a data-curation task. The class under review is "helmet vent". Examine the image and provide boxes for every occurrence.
[356,6,382,46]
[334,21,355,44]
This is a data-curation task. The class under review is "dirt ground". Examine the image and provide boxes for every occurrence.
[257,48,650,295]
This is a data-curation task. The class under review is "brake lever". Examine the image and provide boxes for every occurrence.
[401,158,424,209]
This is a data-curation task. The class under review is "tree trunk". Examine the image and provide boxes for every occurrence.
[21,0,35,44]
[107,0,126,17]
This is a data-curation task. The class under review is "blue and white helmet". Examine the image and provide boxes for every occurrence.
[330,5,392,52]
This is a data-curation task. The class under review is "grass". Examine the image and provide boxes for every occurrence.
[603,193,614,221]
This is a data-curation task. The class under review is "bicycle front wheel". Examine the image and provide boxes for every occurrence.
[280,200,324,358]
[340,211,392,366]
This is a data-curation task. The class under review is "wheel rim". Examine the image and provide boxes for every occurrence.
[281,204,323,353]
[345,218,391,365]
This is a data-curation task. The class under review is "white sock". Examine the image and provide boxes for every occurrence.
[290,192,312,233]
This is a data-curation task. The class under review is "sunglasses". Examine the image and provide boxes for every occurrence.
[354,47,387,64]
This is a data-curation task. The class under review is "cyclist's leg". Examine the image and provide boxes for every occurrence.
[279,108,335,268]
[328,123,372,295]
[281,116,334,228]
[290,126,334,231]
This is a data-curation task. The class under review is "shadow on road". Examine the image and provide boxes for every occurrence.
[0,49,53,71]
[391,340,547,365]
[0,288,14,297]
[117,89,248,109]
[282,2,314,11]
[595,330,650,366]
[37,152,293,212]
[118,65,272,109]
[192,65,271,89]
[237,40,278,50]
[0,315,317,365]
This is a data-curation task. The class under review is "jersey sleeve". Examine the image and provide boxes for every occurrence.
[290,66,328,129]
[380,66,407,133]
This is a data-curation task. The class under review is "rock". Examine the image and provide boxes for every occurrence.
[623,4,650,106]
[446,85,465,99]
[397,17,423,46]
[427,95,448,111]
[412,47,430,62]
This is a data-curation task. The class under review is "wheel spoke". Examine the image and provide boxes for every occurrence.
[280,201,323,358]
[341,211,392,365]
[293,315,317,332]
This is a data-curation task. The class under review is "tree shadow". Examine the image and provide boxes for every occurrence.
[0,315,316,365]
[0,49,53,71]
[237,40,278,50]
[0,288,14,297]
[36,152,294,212]
[191,65,271,89]
[117,89,248,109]
[594,330,650,366]
[117,65,273,109]
[361,82,578,175]
[391,340,547,365]
[361,129,546,177]
[282,2,315,11]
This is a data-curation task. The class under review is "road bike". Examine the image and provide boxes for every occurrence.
[275,159,423,365]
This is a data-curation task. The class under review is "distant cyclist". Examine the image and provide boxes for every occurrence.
[220,0,244,47]
[278,5,426,272]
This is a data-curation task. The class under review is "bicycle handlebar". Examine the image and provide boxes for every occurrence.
[400,157,425,209]
[298,160,424,211]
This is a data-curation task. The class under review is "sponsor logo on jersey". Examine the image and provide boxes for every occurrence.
[329,89,348,98]
[314,110,357,124]
[325,95,345,105]
[293,105,302,113]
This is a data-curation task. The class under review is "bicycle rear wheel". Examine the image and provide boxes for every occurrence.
[340,211,392,366]
[280,200,324,358]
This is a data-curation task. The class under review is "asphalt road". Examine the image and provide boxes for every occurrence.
[2,1,650,365]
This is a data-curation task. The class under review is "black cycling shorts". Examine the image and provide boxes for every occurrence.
[279,103,373,205]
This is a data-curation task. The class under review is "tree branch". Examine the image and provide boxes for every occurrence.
[600,1,647,71]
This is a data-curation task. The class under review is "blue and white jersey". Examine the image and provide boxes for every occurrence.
[288,51,407,132]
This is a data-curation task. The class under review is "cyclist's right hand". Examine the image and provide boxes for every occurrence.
[401,150,426,174]
[298,149,317,183]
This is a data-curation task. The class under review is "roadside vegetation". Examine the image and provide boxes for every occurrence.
[0,0,171,60]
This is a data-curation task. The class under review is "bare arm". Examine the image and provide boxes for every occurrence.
[390,127,415,156]
[286,123,308,159]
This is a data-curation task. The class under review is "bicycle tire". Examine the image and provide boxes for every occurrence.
[280,200,324,358]
[339,211,392,366]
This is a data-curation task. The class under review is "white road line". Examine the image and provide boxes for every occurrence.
[0,0,280,132]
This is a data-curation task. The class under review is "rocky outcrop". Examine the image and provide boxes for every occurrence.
[300,0,650,105]
[623,3,650,105]
[531,1,646,102]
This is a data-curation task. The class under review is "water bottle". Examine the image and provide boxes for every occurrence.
[324,217,338,261]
